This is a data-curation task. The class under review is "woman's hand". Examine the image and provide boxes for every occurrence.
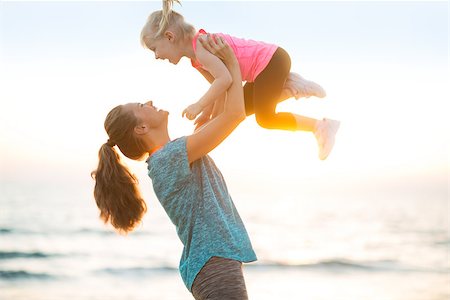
[198,34,237,67]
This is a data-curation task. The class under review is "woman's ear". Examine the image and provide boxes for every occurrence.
[134,124,148,135]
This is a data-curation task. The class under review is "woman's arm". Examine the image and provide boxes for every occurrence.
[182,39,233,120]
[211,93,225,118]
[186,35,245,163]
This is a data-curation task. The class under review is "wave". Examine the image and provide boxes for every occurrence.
[0,227,44,235]
[0,227,104,235]
[95,266,178,276]
[248,259,381,271]
[0,270,54,280]
[93,259,448,277]
[248,259,449,274]
[434,239,450,246]
[0,228,13,234]
[0,251,59,260]
[2,259,445,282]
[76,228,153,236]
[0,227,151,236]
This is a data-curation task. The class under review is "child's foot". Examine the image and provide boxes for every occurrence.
[314,118,340,160]
[285,72,326,99]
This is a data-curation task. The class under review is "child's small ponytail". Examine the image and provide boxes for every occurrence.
[141,0,194,47]
[158,0,182,37]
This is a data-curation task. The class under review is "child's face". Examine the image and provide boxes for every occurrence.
[146,33,182,65]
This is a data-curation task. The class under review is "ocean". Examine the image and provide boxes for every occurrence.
[1,176,448,300]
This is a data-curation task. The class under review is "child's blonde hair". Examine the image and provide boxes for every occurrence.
[140,0,195,49]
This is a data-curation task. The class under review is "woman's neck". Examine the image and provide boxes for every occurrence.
[152,133,170,148]
[147,137,170,157]
[145,128,170,153]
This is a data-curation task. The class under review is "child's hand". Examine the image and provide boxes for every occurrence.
[194,111,211,130]
[182,103,203,120]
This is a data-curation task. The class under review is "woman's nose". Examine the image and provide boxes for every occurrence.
[145,100,153,107]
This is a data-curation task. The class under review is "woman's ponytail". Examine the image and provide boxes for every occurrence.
[91,139,147,233]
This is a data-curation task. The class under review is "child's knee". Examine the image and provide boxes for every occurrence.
[255,113,276,129]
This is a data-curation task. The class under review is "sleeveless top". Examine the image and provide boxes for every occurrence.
[191,29,278,82]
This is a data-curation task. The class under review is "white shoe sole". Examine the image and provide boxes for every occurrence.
[318,119,340,160]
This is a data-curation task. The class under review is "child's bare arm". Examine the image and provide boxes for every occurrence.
[182,41,232,120]
[197,67,215,84]
[186,36,244,163]
[193,68,227,129]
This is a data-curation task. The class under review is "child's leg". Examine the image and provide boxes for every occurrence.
[243,82,255,116]
[244,82,296,116]
[252,47,319,132]
[250,48,340,159]
[251,47,297,130]
[244,82,295,116]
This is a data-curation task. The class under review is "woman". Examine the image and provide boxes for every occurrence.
[92,35,256,300]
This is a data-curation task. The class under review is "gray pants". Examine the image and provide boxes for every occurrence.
[191,256,249,300]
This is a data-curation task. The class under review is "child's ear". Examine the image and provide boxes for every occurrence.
[164,31,175,41]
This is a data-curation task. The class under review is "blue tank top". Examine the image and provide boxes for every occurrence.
[146,137,257,291]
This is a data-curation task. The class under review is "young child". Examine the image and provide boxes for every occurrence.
[140,0,340,160]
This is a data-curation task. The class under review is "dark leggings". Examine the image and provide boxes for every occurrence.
[191,257,248,300]
[244,47,296,130]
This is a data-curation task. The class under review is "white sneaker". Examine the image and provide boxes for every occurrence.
[314,118,340,160]
[284,72,326,99]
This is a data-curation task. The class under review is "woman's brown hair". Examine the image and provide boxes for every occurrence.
[91,105,148,233]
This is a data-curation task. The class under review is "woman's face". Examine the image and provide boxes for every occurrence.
[124,101,169,130]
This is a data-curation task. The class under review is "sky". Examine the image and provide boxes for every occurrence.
[0,1,448,200]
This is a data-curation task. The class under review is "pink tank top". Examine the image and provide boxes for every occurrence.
[191,29,278,82]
